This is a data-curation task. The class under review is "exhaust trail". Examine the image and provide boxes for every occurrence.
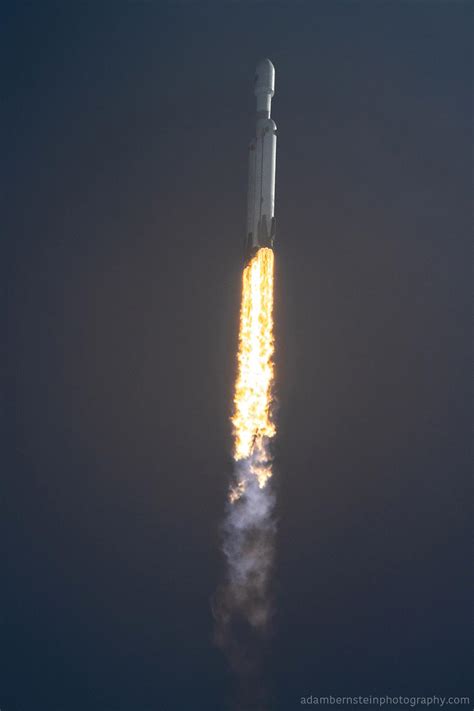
[214,59,278,709]
[214,248,277,709]
[232,247,275,484]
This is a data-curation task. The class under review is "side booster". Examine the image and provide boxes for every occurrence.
[244,59,277,263]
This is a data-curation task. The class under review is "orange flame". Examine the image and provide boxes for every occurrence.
[230,248,275,497]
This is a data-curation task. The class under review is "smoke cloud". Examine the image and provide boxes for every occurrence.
[214,446,276,710]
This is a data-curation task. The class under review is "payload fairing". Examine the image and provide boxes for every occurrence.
[244,59,277,263]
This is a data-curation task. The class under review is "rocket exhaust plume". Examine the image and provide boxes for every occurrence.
[215,249,276,709]
[214,60,277,710]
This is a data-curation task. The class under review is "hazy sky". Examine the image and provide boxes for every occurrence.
[3,3,472,710]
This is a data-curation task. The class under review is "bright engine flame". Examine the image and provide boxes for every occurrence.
[231,247,275,495]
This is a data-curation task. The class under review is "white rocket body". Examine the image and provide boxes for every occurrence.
[245,59,277,262]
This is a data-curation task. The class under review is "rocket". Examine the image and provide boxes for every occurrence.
[244,59,277,263]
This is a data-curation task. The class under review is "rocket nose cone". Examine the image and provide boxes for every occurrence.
[256,58,274,73]
[254,58,275,96]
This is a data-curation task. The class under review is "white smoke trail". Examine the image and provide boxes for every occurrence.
[213,247,276,709]
[222,452,275,629]
[214,449,276,709]
[214,438,276,711]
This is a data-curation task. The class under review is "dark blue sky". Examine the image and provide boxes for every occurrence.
[2,3,472,710]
